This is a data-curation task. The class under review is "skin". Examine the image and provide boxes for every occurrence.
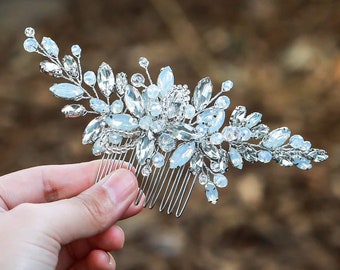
[0,161,143,270]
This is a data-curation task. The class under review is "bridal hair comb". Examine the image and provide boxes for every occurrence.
[23,27,328,217]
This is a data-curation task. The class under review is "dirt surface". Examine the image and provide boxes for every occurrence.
[0,0,339,269]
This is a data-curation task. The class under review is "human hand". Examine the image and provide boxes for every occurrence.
[0,161,142,270]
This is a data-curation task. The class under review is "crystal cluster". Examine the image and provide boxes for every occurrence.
[23,27,328,205]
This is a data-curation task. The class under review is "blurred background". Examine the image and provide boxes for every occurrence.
[0,0,339,269]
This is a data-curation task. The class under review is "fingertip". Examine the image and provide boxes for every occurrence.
[88,250,116,270]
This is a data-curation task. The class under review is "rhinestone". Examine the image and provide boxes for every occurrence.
[199,173,209,185]
[141,165,152,176]
[146,84,160,99]
[149,102,162,117]
[41,37,59,57]
[215,96,230,109]
[24,27,35,37]
[257,150,272,163]
[239,127,252,141]
[111,100,124,114]
[152,153,165,168]
[139,57,149,68]
[158,133,176,152]
[23,38,39,53]
[139,116,153,130]
[213,174,228,188]
[84,71,96,86]
[131,73,145,87]
[184,104,196,119]
[221,80,233,92]
[210,132,224,145]
[71,45,81,57]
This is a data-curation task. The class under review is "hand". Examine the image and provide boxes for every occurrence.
[0,161,142,270]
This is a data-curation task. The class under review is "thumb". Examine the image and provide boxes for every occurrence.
[42,168,139,244]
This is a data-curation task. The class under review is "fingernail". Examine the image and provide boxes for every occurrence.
[106,251,114,265]
[102,169,137,203]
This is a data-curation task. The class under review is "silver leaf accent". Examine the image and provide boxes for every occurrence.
[49,83,84,100]
[97,62,115,97]
[193,77,212,111]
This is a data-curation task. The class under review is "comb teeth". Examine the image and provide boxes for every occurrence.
[24,27,328,217]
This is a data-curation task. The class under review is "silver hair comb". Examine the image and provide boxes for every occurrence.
[23,27,328,217]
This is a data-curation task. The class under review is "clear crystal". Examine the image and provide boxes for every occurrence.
[23,38,39,52]
[50,83,84,100]
[124,85,144,118]
[158,133,176,152]
[111,100,124,114]
[141,165,152,176]
[61,104,87,118]
[205,182,218,204]
[136,136,155,165]
[252,124,269,139]
[62,55,78,77]
[146,84,160,99]
[190,153,203,175]
[152,152,165,168]
[84,71,96,86]
[210,132,224,145]
[167,123,202,141]
[157,66,174,97]
[201,142,221,160]
[115,72,128,95]
[41,37,59,57]
[184,104,195,119]
[149,101,162,117]
[131,73,145,87]
[278,155,294,167]
[245,112,262,128]
[199,173,209,185]
[97,62,115,97]
[92,138,106,156]
[71,45,81,57]
[169,142,196,169]
[24,27,35,37]
[213,174,228,188]
[193,77,212,111]
[105,114,139,131]
[257,150,272,163]
[215,96,230,109]
[230,106,247,126]
[239,127,252,141]
[90,98,110,114]
[139,57,149,68]
[229,147,243,169]
[221,80,233,92]
[222,126,238,141]
[262,127,291,149]
[82,117,104,144]
[40,61,62,78]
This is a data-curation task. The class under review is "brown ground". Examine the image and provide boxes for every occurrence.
[0,0,339,269]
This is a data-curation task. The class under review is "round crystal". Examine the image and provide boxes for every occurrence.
[184,104,196,119]
[257,150,272,163]
[131,73,145,87]
[23,38,39,53]
[139,57,149,68]
[196,124,208,136]
[289,135,304,149]
[150,119,164,133]
[221,80,233,92]
[152,153,165,168]
[146,84,160,99]
[149,102,162,117]
[71,44,81,57]
[215,96,230,109]
[84,71,96,86]
[210,132,224,145]
[141,165,152,176]
[213,174,228,188]
[139,115,152,130]
[24,27,35,37]
[158,133,176,152]
[199,173,209,185]
[111,100,124,114]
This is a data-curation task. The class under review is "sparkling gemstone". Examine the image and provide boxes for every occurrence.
[196,124,208,136]
[84,71,96,86]
[252,124,270,139]
[90,98,110,114]
[41,37,59,57]
[213,174,228,188]
[108,134,122,145]
[139,115,153,130]
[201,143,221,160]
[50,83,84,100]
[239,127,252,141]
[167,123,202,141]
[289,135,304,149]
[157,66,174,97]
[262,127,291,149]
[308,149,328,162]
[110,100,124,114]
[115,72,128,95]
[158,133,176,152]
[230,106,247,126]
[278,156,294,167]
[139,57,149,68]
[169,142,196,169]
[82,117,104,144]
[300,141,311,151]
[229,147,243,169]
[193,77,212,111]
[197,108,225,134]
[40,61,62,78]
[222,126,238,141]
[245,112,262,128]
[210,132,224,145]
[149,102,162,117]
[199,173,209,185]
[146,84,160,99]
[152,153,165,168]
[141,165,152,176]
[24,27,35,37]
[23,38,39,52]
[61,104,87,118]
[150,119,165,133]
[257,150,272,163]
[184,104,196,119]
[205,182,218,204]
[71,45,81,57]
[221,80,233,92]
[190,153,203,175]
[62,55,78,77]
[215,96,230,109]
[92,138,106,156]
[294,156,312,170]
[105,114,139,131]
[97,62,115,97]
[136,136,155,165]
[124,85,145,118]
[131,73,145,87]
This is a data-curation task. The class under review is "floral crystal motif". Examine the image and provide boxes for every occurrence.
[23,27,328,209]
